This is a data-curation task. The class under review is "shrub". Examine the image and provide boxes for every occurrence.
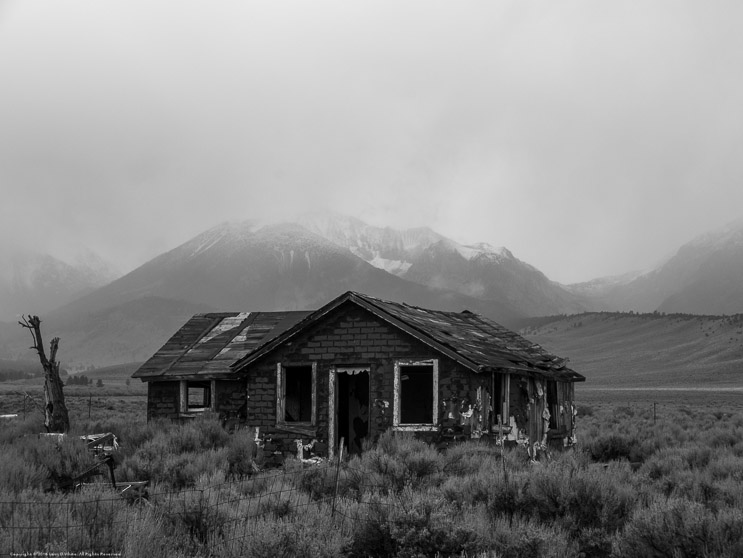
[358,431,442,491]
[163,488,231,547]
[0,416,45,444]
[486,476,522,522]
[121,508,172,558]
[291,461,337,501]
[640,449,688,482]
[4,435,97,490]
[577,405,595,417]
[483,460,636,556]
[440,469,497,508]
[347,490,481,558]
[615,498,743,558]
[345,496,396,557]
[586,434,644,463]
[193,414,231,449]
[0,487,130,556]
[226,428,259,478]
[0,446,49,492]
[442,442,499,476]
[219,506,350,558]
[484,515,577,558]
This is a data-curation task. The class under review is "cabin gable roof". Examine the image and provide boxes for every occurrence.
[231,291,584,382]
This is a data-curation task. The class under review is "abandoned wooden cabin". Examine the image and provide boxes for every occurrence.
[133,291,584,460]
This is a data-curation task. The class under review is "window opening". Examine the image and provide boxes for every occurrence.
[284,365,313,423]
[186,381,211,412]
[399,365,433,424]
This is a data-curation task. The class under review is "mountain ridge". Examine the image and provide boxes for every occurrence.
[2,213,743,369]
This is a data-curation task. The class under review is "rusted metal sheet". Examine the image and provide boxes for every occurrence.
[133,311,311,380]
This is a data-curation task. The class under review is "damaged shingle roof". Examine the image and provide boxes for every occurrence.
[232,291,584,382]
[132,311,311,380]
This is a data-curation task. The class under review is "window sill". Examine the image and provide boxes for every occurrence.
[392,425,438,432]
[276,422,317,437]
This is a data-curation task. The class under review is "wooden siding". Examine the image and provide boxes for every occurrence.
[243,304,504,459]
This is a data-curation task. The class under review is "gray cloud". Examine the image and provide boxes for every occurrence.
[1,1,743,282]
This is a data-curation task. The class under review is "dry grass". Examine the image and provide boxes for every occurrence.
[2,384,743,557]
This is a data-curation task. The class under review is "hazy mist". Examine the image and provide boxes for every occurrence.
[2,1,742,283]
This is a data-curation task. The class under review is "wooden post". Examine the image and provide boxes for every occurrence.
[498,414,508,486]
[331,437,345,518]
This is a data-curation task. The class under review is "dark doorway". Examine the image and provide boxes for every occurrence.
[337,371,370,455]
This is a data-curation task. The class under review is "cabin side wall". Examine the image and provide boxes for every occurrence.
[502,375,577,455]
[147,381,180,420]
[146,378,246,423]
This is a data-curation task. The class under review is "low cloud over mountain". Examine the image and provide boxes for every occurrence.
[2,214,742,368]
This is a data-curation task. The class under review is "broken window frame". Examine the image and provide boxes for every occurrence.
[392,359,439,431]
[501,373,510,425]
[546,380,560,430]
[276,362,317,428]
[180,380,214,414]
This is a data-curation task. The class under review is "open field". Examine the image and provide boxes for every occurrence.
[577,385,743,411]
[524,312,743,388]
[3,371,743,557]
[0,374,146,425]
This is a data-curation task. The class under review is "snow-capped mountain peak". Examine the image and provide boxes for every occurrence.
[294,210,526,275]
[296,211,445,276]
[687,217,743,250]
[453,242,513,261]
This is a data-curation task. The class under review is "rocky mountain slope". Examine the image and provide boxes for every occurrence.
[579,219,743,314]
[299,211,590,316]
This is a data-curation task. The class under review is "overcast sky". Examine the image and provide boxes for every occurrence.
[1,1,742,284]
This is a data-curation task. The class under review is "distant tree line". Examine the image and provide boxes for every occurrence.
[65,374,104,387]
[0,369,31,382]
[0,359,68,383]
[65,374,93,386]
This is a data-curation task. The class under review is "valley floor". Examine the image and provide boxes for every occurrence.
[2,377,743,557]
[578,385,743,412]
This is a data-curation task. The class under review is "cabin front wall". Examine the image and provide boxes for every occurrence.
[243,303,498,460]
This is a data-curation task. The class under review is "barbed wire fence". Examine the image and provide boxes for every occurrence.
[0,460,403,557]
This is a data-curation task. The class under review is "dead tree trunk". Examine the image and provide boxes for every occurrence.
[19,315,70,433]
